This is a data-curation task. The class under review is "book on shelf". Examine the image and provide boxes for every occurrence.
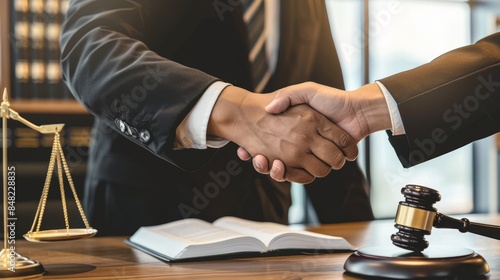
[126,216,355,262]
[45,0,63,99]
[9,0,73,100]
[28,0,46,99]
[10,0,31,99]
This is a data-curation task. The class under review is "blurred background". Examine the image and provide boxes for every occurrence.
[0,0,499,234]
[290,0,500,222]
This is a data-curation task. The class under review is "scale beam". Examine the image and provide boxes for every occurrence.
[1,89,64,134]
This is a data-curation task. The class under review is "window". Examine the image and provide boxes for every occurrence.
[326,0,499,219]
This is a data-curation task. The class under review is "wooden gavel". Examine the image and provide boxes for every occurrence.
[391,184,500,252]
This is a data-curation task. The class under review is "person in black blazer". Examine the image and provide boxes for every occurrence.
[60,0,374,235]
[246,32,500,179]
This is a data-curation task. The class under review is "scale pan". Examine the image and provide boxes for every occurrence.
[23,228,97,242]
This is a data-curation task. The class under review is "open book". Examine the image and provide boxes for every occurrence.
[126,216,355,262]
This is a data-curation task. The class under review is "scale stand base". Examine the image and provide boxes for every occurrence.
[0,249,45,278]
[344,245,489,279]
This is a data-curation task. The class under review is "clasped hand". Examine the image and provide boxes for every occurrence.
[208,85,359,184]
[233,82,390,183]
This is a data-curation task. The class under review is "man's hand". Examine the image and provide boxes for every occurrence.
[236,82,392,181]
[266,82,392,141]
[208,85,358,184]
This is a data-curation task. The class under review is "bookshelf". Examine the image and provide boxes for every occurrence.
[1,0,87,113]
[0,0,93,236]
[9,99,88,114]
[0,0,10,97]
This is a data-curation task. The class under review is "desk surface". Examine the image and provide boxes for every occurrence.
[11,214,500,279]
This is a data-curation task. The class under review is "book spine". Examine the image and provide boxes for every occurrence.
[59,0,73,99]
[10,0,31,99]
[44,0,62,99]
[28,0,46,99]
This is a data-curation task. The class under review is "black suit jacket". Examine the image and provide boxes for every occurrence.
[61,0,373,235]
[381,32,500,167]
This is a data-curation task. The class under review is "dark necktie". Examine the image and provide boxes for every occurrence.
[243,0,270,93]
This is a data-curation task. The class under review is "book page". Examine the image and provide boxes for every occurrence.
[129,218,267,259]
[213,217,306,246]
[152,219,249,244]
[213,216,354,251]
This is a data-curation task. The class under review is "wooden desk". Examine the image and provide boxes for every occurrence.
[11,214,500,279]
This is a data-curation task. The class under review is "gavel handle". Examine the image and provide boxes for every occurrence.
[434,213,500,240]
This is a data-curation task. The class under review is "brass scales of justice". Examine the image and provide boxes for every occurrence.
[0,88,97,277]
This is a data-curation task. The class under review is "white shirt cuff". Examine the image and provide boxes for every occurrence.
[174,81,231,150]
[375,81,406,135]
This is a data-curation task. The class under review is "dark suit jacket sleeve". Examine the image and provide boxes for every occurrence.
[379,32,500,167]
[60,0,220,170]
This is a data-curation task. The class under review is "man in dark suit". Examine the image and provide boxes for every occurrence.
[60,0,374,235]
[247,32,500,179]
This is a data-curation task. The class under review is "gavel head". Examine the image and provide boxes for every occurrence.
[390,184,441,252]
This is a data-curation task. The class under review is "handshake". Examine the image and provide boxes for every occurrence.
[208,82,393,184]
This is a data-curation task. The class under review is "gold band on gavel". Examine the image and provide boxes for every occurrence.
[394,204,436,231]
